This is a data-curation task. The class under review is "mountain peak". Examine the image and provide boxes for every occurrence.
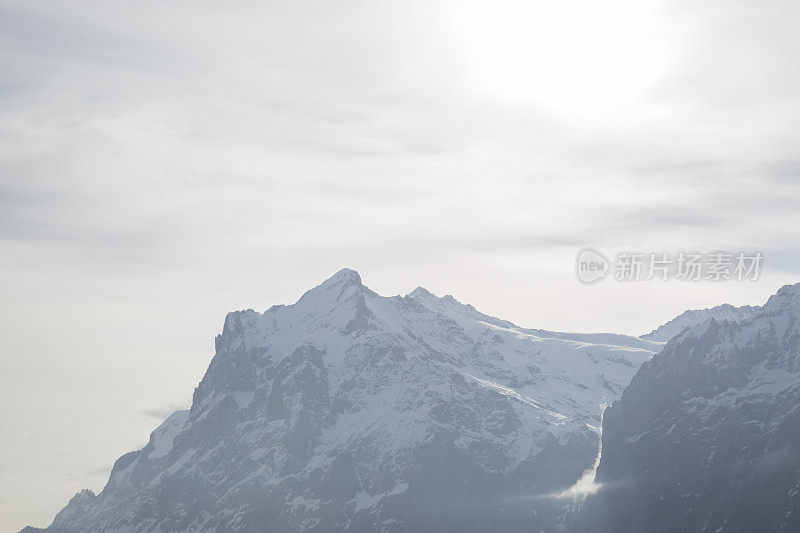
[322,268,362,287]
[763,281,800,314]
[34,268,667,533]
[296,268,365,303]
[407,286,435,299]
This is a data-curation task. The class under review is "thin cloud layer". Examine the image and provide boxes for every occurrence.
[1,0,799,530]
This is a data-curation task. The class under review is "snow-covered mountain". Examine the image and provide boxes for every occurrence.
[580,283,800,532]
[31,269,662,533]
[642,302,760,342]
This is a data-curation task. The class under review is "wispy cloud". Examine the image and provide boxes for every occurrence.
[142,401,191,420]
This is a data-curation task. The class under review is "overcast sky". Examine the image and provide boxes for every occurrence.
[2,0,800,529]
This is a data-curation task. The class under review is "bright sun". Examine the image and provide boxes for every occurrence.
[450,0,677,121]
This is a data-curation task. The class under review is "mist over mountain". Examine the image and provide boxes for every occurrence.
[30,269,662,532]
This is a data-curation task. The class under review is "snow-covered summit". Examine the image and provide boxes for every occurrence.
[660,281,800,349]
[35,269,664,533]
[299,267,365,298]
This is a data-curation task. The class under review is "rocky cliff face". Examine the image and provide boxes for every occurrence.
[34,269,661,533]
[581,284,800,533]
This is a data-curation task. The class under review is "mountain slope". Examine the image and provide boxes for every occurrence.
[33,269,662,533]
[581,284,800,532]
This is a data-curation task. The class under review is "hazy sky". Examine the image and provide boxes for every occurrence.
[2,0,799,529]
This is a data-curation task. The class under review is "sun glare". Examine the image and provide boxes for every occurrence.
[450,0,677,121]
